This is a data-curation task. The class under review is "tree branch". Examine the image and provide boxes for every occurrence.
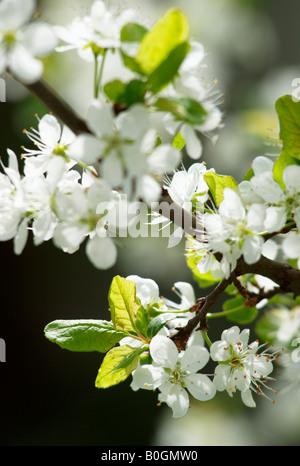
[25,79,91,135]
[171,276,233,350]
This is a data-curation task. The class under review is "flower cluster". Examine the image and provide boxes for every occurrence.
[163,153,300,279]
[0,0,224,270]
[126,276,278,417]
[0,0,57,83]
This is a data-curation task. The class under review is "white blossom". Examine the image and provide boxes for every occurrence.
[210,326,277,407]
[131,334,216,418]
[0,0,57,83]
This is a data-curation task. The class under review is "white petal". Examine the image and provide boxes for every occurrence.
[219,188,245,222]
[283,165,300,192]
[86,235,117,270]
[0,0,35,29]
[181,124,202,159]
[282,232,300,259]
[242,235,263,264]
[132,365,166,390]
[126,275,160,306]
[150,335,178,369]
[68,134,103,165]
[159,383,189,418]
[101,153,123,188]
[39,114,61,147]
[241,388,256,408]
[86,99,114,136]
[14,217,28,255]
[210,340,231,362]
[264,206,286,233]
[185,374,216,401]
[137,175,161,204]
[23,22,57,56]
[251,156,274,175]
[53,222,88,252]
[213,364,230,392]
[173,281,196,308]
[9,45,43,84]
[147,145,180,175]
[181,345,209,373]
[246,204,266,231]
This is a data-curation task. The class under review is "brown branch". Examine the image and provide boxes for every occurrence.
[171,276,233,350]
[25,79,91,135]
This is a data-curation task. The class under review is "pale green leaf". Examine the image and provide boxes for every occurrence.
[204,172,238,207]
[136,8,189,75]
[44,319,127,353]
[95,344,144,388]
[108,276,140,333]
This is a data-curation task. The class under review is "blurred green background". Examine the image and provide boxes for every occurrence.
[1,0,300,446]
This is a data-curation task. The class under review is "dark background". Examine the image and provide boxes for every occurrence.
[1,0,300,446]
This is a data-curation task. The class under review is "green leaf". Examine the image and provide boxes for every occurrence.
[120,23,148,43]
[147,41,191,93]
[104,79,147,107]
[136,306,150,338]
[155,96,207,125]
[44,319,127,353]
[275,94,300,160]
[95,345,144,388]
[146,313,175,339]
[109,276,140,334]
[136,8,189,75]
[273,150,300,189]
[223,295,258,324]
[204,172,238,207]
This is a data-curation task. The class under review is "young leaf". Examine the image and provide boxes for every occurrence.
[147,313,176,339]
[204,172,238,207]
[44,320,127,353]
[273,150,300,189]
[155,96,207,125]
[223,295,258,324]
[135,306,150,338]
[275,94,300,160]
[120,23,148,43]
[95,345,144,388]
[147,41,191,93]
[104,79,147,107]
[108,276,140,334]
[136,8,189,75]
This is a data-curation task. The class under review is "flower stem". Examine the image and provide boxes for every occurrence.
[201,329,212,347]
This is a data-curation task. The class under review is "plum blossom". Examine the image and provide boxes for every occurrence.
[241,156,300,233]
[22,114,76,179]
[131,334,216,418]
[53,177,117,269]
[54,0,139,60]
[203,187,266,277]
[0,0,57,83]
[210,326,277,407]
[68,99,180,202]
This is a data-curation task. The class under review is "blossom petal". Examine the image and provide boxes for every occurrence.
[68,134,103,165]
[38,114,61,147]
[132,365,166,390]
[185,374,216,401]
[181,124,202,159]
[86,235,117,270]
[9,45,43,84]
[241,388,256,408]
[150,335,178,369]
[180,345,209,373]
[158,383,189,418]
[23,22,57,56]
